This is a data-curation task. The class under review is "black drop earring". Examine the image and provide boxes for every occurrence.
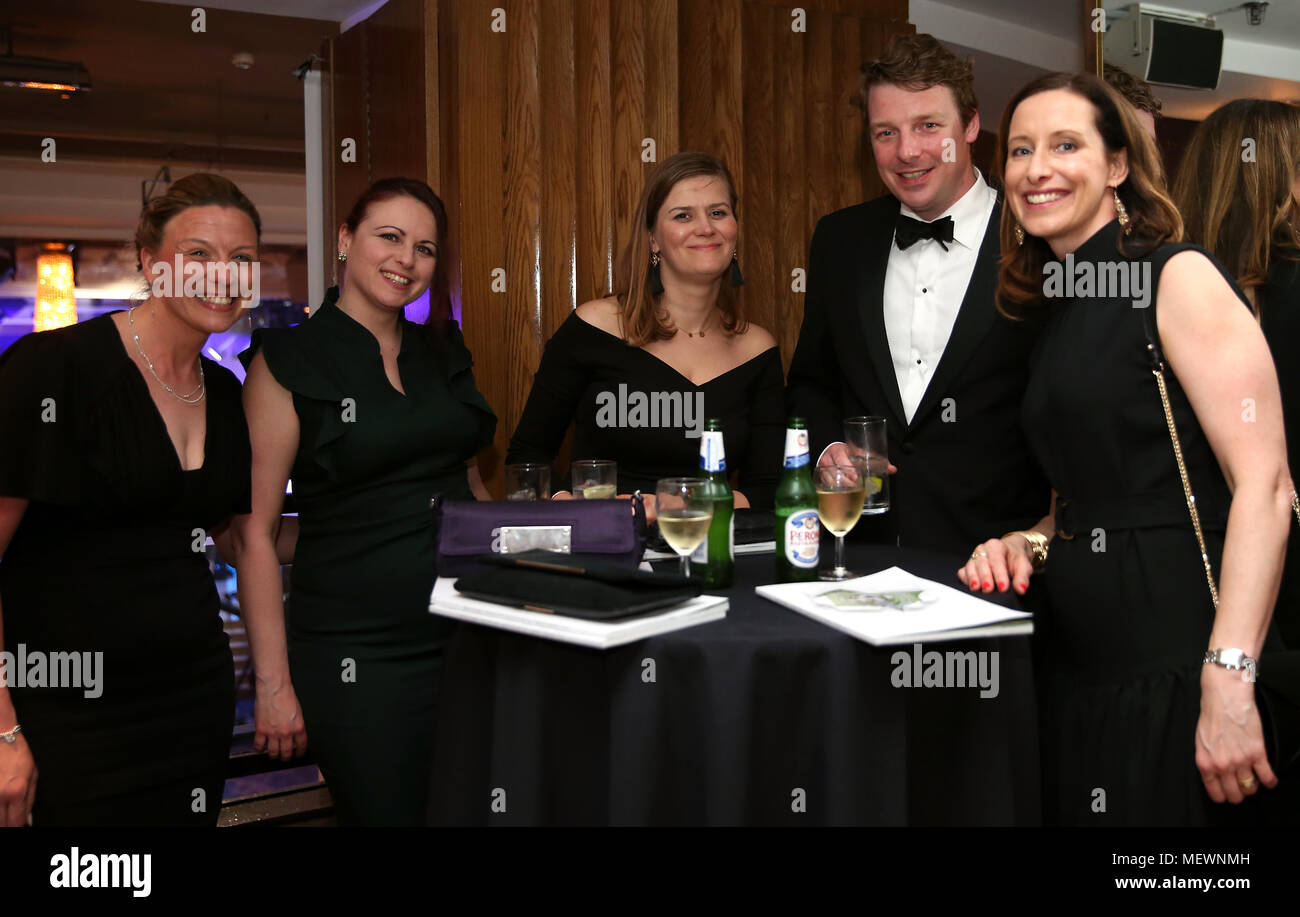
[730,250,744,287]
[649,251,664,295]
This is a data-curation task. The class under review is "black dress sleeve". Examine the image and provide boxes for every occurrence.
[786,215,848,459]
[0,329,84,506]
[737,348,786,511]
[506,315,593,466]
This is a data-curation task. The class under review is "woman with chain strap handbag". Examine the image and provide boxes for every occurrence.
[957,74,1295,825]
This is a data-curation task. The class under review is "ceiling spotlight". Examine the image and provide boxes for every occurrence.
[232,52,254,70]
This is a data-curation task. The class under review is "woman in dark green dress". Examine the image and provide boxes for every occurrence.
[232,179,495,825]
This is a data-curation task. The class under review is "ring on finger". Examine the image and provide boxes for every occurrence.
[970,550,987,560]
[1238,773,1257,790]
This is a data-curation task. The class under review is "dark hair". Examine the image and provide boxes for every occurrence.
[1103,63,1162,119]
[995,72,1183,317]
[611,151,746,346]
[855,33,978,128]
[342,177,453,331]
[135,172,261,270]
[1172,98,1300,311]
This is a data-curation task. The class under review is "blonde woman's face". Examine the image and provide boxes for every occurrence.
[142,205,259,334]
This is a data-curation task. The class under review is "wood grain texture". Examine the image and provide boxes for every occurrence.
[576,0,615,302]
[367,0,428,182]
[541,0,578,331]
[454,0,509,485]
[498,0,544,484]
[609,0,646,260]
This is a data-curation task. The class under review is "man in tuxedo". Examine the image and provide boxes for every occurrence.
[787,33,1050,566]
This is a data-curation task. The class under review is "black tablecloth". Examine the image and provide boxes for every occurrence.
[427,543,1041,825]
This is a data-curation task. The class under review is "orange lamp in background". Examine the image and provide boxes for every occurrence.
[35,243,76,331]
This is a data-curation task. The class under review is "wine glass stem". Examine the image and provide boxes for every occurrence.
[681,554,691,578]
[835,533,846,572]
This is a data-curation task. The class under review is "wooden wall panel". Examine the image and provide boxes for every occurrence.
[330,0,913,496]
[575,0,615,305]
[453,0,509,483]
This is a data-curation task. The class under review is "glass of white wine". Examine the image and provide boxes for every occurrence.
[815,464,867,581]
[655,477,713,579]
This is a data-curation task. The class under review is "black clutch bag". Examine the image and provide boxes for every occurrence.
[453,550,700,620]
[432,495,647,577]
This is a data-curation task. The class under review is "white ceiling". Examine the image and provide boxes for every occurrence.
[917,0,1300,121]
[144,0,384,29]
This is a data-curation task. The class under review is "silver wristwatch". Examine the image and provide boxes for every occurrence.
[1203,648,1258,681]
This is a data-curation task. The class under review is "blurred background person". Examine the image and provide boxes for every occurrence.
[1104,62,1162,142]
[1173,98,1300,651]
[232,178,495,825]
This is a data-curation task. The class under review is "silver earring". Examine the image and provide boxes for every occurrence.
[337,250,347,263]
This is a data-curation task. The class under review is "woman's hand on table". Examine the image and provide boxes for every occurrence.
[0,731,36,827]
[957,534,1034,595]
[553,490,659,523]
[254,679,308,761]
[1196,664,1277,804]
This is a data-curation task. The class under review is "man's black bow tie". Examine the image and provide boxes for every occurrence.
[894,214,954,251]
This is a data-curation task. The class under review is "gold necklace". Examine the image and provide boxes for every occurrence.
[680,310,717,338]
[128,307,206,404]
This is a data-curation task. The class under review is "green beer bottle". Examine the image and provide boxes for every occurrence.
[774,417,820,581]
[691,418,734,588]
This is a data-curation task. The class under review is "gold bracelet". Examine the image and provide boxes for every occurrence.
[1004,530,1049,570]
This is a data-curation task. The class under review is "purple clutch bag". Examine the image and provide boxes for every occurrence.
[432,494,647,577]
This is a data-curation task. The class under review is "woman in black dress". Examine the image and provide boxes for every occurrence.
[507,151,784,510]
[0,173,258,826]
[1172,99,1300,650]
[958,74,1293,825]
[232,179,496,825]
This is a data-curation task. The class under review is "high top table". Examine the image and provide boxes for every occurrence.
[427,542,1040,825]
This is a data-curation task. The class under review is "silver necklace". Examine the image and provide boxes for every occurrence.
[128,307,206,404]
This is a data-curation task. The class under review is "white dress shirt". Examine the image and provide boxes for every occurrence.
[884,169,997,425]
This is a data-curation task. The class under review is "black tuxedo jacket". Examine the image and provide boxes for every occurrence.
[786,194,1050,557]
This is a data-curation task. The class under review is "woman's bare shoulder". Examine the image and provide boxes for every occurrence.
[734,320,777,360]
[574,296,624,336]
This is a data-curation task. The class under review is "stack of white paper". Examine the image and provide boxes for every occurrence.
[755,566,1032,646]
[429,577,728,649]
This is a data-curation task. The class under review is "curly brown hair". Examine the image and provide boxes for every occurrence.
[854,33,978,127]
[1103,63,1162,119]
[995,72,1183,317]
